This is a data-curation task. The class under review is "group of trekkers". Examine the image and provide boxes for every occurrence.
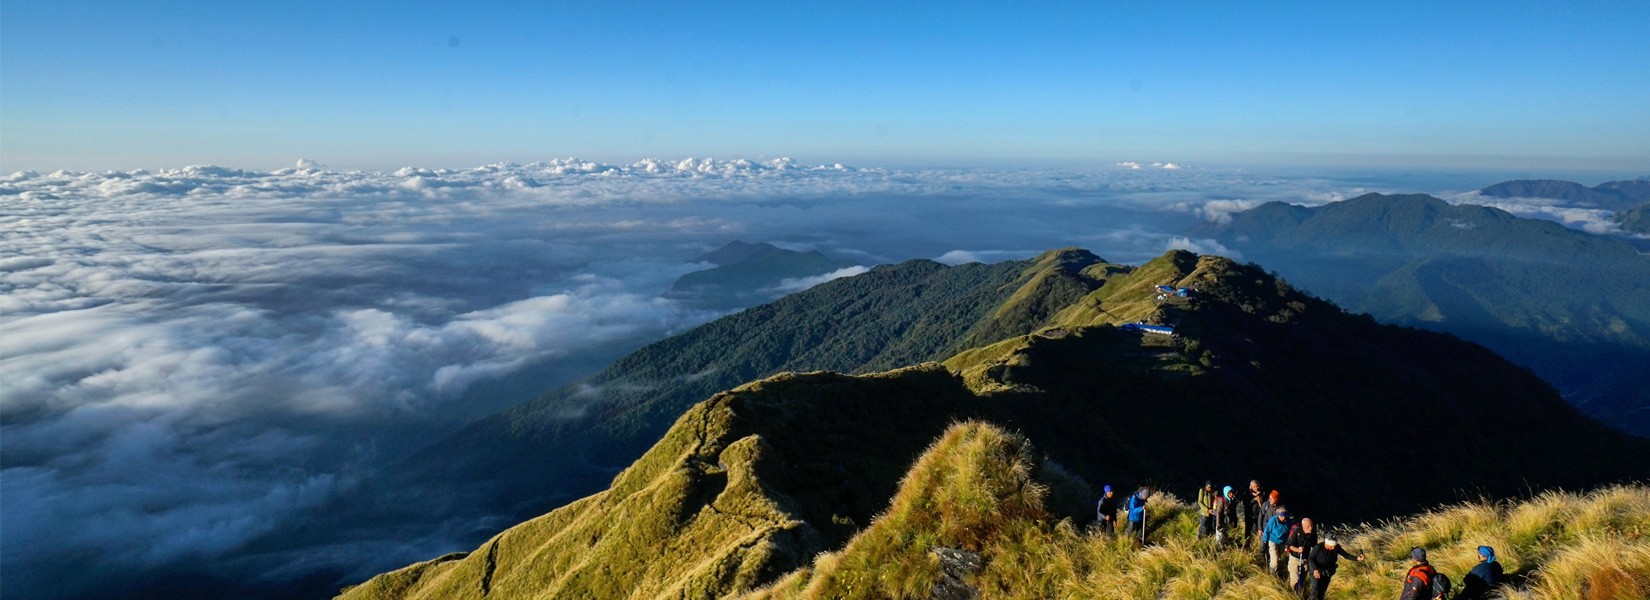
[1094,481,1509,599]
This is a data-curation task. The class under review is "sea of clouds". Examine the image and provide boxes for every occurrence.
[1,158,1625,598]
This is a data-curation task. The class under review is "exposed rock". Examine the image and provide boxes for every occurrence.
[929,547,983,600]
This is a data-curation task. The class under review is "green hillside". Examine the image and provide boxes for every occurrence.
[381,249,1116,524]
[340,252,1650,599]
[1193,193,1650,436]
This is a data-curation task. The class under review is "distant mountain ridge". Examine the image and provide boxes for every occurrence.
[1479,178,1650,211]
[667,241,860,309]
[1193,192,1650,435]
[1618,201,1650,234]
[339,250,1650,600]
[689,240,804,265]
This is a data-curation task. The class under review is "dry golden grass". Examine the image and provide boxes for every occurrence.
[750,433,1650,600]
[1328,486,1650,600]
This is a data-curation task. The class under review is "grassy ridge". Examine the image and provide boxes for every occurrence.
[339,249,1650,599]
[387,250,1111,523]
[749,423,1649,599]
[745,422,1074,599]
[338,366,991,600]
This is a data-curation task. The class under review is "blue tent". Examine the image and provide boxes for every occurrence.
[1121,322,1176,336]
[1154,285,1191,297]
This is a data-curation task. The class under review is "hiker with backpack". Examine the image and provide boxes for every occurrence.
[1401,547,1452,600]
[1286,517,1319,592]
[1214,485,1239,545]
[1453,545,1504,600]
[1196,481,1217,538]
[1263,506,1293,577]
[1257,490,1281,564]
[1305,536,1364,600]
[1095,485,1119,535]
[1123,487,1150,544]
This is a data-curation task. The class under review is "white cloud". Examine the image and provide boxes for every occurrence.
[1447,191,1626,235]
[765,265,871,294]
[1199,199,1260,224]
[1157,198,1264,225]
[933,249,1043,265]
[1118,161,1186,170]
[936,250,985,264]
[1165,236,1241,259]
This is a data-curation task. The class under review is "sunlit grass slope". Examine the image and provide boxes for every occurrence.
[338,366,992,600]
[750,451,1650,600]
[745,422,1081,599]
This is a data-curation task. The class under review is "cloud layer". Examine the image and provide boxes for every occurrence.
[1447,191,1632,235]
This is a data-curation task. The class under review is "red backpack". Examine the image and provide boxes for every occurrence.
[1407,564,1450,599]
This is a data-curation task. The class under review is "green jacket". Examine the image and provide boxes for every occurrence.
[1197,487,1215,513]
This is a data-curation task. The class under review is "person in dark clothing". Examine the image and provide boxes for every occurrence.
[1306,537,1364,600]
[1214,486,1239,545]
[1196,481,1216,538]
[1245,480,1264,544]
[1095,485,1119,535]
[1453,545,1505,600]
[1122,488,1150,544]
[1286,517,1318,591]
[1401,547,1440,600]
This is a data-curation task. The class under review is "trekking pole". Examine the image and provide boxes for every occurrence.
[1141,504,1148,547]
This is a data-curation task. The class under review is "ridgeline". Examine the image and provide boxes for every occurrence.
[340,250,1650,599]
[1192,193,1650,436]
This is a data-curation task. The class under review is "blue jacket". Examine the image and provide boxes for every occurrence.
[1456,560,1505,599]
[1125,493,1148,523]
[1263,516,1292,543]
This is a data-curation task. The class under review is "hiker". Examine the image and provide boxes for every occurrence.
[1213,486,1239,545]
[1256,489,1281,563]
[1123,487,1150,543]
[1095,485,1119,535]
[1197,481,1217,538]
[1401,547,1448,600]
[1453,545,1504,600]
[1263,506,1292,577]
[1246,481,1265,546]
[1306,536,1364,600]
[1286,517,1319,592]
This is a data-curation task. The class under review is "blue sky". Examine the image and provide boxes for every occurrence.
[4,1,1649,171]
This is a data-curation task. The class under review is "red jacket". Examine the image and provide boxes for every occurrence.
[1401,563,1437,600]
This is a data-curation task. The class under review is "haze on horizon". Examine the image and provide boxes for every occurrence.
[4,1,1649,172]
